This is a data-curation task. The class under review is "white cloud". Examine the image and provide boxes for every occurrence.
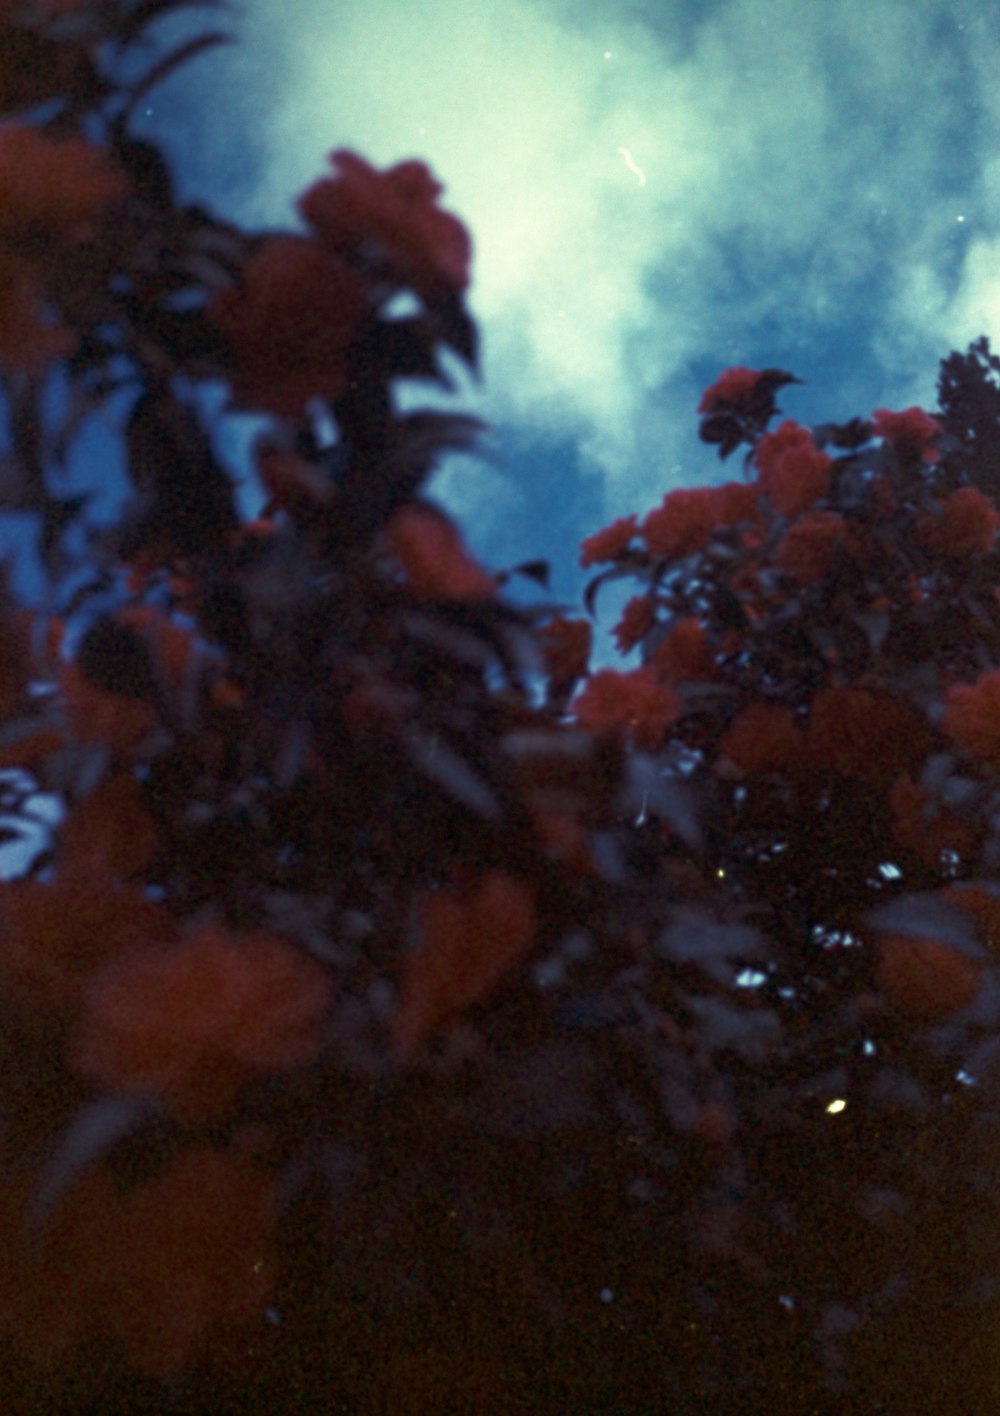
[189,0,1000,522]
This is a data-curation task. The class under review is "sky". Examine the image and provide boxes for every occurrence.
[113,0,1000,624]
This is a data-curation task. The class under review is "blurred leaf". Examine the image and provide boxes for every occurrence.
[617,751,702,848]
[124,389,236,557]
[0,30,82,114]
[866,894,986,957]
[684,994,781,1062]
[657,905,767,983]
[429,287,478,374]
[504,559,551,589]
[404,727,502,820]
[698,413,744,460]
[812,418,874,451]
[583,565,630,619]
[123,30,231,117]
[109,131,175,208]
[369,317,451,385]
[77,615,156,698]
[114,0,229,47]
[26,1095,159,1234]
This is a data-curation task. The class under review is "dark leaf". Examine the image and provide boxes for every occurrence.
[124,390,236,557]
[77,615,156,698]
[583,565,630,619]
[124,31,231,116]
[26,1095,159,1233]
[852,608,890,653]
[109,132,175,208]
[506,559,550,589]
[7,377,44,495]
[404,727,502,820]
[684,994,781,1061]
[617,752,702,848]
[369,318,451,385]
[114,0,229,48]
[0,30,76,113]
[657,905,767,982]
[811,418,875,451]
[698,412,743,459]
[866,893,986,957]
[428,287,478,374]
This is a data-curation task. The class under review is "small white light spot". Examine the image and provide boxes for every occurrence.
[617,146,646,187]
[826,1098,847,1115]
[956,214,966,223]
[735,967,767,988]
[603,50,613,59]
[716,867,726,878]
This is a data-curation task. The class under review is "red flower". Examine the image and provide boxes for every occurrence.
[386,503,495,600]
[209,235,367,416]
[613,593,655,654]
[0,1149,277,1380]
[641,481,756,559]
[579,513,637,568]
[0,1163,122,1370]
[889,775,976,870]
[0,125,126,240]
[60,772,159,880]
[0,874,174,1013]
[100,1147,278,1379]
[872,406,942,463]
[715,700,804,777]
[874,934,982,1020]
[72,921,335,1122]
[755,421,831,517]
[649,616,718,684]
[807,686,929,780]
[0,129,126,372]
[715,481,761,523]
[572,666,681,750]
[698,366,763,413]
[942,668,1000,767]
[299,149,471,300]
[917,486,1000,556]
[393,871,536,1055]
[775,510,845,582]
[538,615,591,688]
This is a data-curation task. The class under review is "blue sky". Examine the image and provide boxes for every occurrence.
[118,0,1000,624]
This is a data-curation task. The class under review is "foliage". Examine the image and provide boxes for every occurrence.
[2,5,1000,1412]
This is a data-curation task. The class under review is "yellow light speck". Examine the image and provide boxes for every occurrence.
[826,1098,847,1114]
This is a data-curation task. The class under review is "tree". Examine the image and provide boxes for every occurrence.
[2,4,1000,1412]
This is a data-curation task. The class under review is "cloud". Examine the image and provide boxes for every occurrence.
[170,0,1000,527]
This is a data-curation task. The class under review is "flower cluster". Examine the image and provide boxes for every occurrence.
[5,11,1000,1411]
